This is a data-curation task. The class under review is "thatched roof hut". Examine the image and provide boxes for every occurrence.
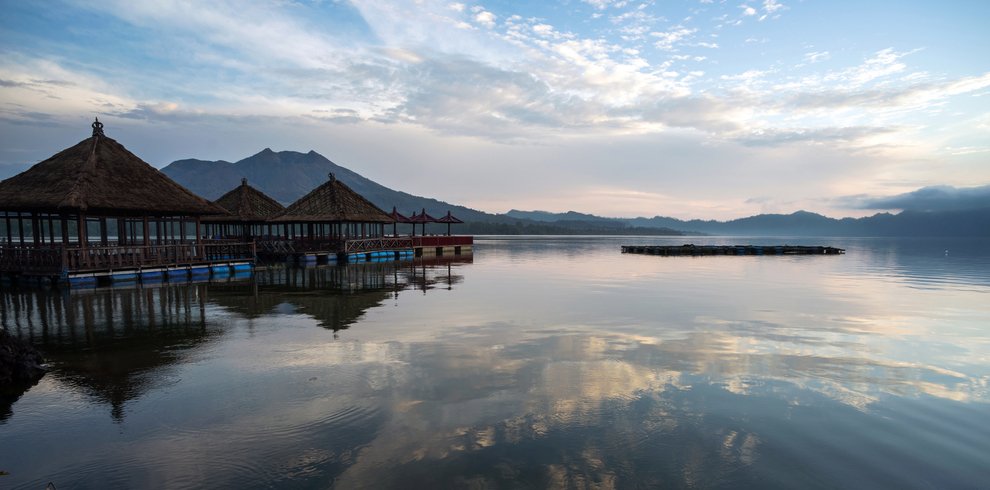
[0,128,225,216]
[209,178,285,222]
[273,174,392,223]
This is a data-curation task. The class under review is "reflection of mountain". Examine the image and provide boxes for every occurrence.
[1,285,217,421]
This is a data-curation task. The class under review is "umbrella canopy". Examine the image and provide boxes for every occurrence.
[408,208,437,235]
[434,210,464,236]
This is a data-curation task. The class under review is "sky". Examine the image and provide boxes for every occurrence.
[1,0,988,220]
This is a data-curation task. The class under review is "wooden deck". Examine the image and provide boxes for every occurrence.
[256,235,474,263]
[1,240,255,283]
[621,244,845,256]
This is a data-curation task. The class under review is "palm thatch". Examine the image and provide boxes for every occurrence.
[273,175,393,223]
[207,178,285,222]
[0,131,225,216]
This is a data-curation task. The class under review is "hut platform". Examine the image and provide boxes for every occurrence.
[621,244,845,256]
[1,241,256,287]
[259,235,474,264]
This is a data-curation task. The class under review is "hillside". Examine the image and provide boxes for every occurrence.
[160,149,686,236]
[160,149,988,237]
[509,208,990,237]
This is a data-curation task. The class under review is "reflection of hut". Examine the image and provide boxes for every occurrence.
[269,174,397,253]
[0,120,252,282]
[1,284,215,421]
[203,178,285,240]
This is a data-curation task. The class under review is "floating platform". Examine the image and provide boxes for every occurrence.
[621,244,845,256]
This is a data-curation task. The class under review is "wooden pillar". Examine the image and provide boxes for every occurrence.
[77,212,88,267]
[60,215,69,245]
[99,217,108,245]
[18,213,26,246]
[4,212,11,245]
[178,218,185,243]
[48,215,56,244]
[195,217,201,242]
[31,213,41,246]
[156,219,163,245]
[142,216,150,255]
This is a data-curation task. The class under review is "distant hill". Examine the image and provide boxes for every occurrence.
[161,149,685,236]
[160,149,989,237]
[512,208,990,237]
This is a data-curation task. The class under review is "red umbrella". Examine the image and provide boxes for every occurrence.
[408,208,437,236]
[434,210,463,236]
[389,206,411,235]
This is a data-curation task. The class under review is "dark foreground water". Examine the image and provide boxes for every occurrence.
[2,236,989,489]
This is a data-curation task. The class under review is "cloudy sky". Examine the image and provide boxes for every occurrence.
[1,0,988,219]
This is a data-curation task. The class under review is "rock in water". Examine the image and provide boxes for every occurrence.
[0,329,46,391]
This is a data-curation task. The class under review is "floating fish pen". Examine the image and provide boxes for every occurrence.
[621,244,845,256]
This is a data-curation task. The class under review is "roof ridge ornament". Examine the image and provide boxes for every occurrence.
[328,172,336,183]
[92,117,104,137]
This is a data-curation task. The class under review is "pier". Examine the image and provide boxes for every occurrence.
[621,244,845,256]
[1,121,472,287]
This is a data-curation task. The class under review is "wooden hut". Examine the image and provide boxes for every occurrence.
[270,173,405,254]
[204,178,285,240]
[0,119,253,283]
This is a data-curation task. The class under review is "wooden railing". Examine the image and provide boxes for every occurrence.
[411,235,473,247]
[344,236,414,253]
[1,241,255,275]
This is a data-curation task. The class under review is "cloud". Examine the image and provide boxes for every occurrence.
[651,27,697,51]
[474,10,496,28]
[840,185,990,211]
[734,126,895,147]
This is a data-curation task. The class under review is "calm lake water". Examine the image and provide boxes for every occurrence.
[2,236,989,489]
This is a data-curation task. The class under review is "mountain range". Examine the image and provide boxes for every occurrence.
[160,149,990,237]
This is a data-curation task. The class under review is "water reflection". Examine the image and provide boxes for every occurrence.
[1,240,989,488]
[1,257,472,423]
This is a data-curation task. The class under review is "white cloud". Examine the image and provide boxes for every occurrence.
[741,5,757,16]
[474,10,496,28]
[650,27,697,51]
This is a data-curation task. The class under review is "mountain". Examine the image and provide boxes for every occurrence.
[160,148,988,237]
[162,148,496,223]
[516,208,990,237]
[161,149,687,236]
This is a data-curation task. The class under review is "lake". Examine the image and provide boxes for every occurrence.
[2,236,989,489]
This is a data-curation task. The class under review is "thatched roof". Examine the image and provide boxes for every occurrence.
[0,125,226,216]
[273,174,393,223]
[207,178,285,222]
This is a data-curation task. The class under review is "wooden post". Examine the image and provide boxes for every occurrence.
[4,212,11,245]
[48,215,56,244]
[31,213,41,246]
[18,213,26,246]
[61,215,69,246]
[99,217,108,245]
[77,212,88,267]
